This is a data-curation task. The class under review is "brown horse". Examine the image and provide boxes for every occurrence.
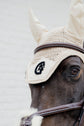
[20,0,84,126]
[29,56,84,126]
[20,55,84,126]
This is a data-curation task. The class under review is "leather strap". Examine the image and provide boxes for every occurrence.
[20,99,84,126]
[78,106,84,126]
[34,42,84,54]
[34,100,83,117]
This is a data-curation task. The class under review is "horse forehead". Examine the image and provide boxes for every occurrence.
[26,55,84,84]
[61,56,83,66]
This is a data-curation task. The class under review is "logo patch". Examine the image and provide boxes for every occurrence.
[35,61,45,75]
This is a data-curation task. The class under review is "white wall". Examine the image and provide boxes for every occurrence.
[0,0,70,126]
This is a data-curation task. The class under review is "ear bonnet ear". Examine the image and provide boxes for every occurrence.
[66,0,84,40]
[28,9,48,44]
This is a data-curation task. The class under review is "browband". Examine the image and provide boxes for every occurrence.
[34,42,84,54]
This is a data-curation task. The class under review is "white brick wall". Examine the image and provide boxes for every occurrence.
[0,0,70,126]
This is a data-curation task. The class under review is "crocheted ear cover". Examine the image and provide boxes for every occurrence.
[26,0,84,84]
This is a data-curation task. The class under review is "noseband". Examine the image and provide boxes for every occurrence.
[21,100,84,126]
[21,42,84,126]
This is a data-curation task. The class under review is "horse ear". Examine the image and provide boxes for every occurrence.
[66,0,84,40]
[28,9,48,44]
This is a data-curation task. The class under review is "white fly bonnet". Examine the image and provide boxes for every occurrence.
[26,0,84,84]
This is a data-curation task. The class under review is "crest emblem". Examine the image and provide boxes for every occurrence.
[35,61,45,75]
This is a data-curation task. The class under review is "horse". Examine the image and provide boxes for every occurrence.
[20,0,84,126]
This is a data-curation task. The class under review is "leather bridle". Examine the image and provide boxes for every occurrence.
[34,42,84,54]
[21,42,84,126]
[21,100,84,126]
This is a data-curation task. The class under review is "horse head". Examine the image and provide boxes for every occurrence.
[20,0,84,126]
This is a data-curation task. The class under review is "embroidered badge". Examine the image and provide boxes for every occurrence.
[35,61,45,75]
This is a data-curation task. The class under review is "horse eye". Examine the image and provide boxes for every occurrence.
[70,66,80,76]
